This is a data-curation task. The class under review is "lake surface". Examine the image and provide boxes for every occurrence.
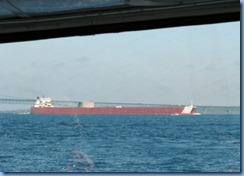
[0,114,240,172]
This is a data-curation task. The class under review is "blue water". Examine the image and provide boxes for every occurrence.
[0,114,240,172]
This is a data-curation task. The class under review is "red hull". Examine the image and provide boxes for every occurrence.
[31,107,197,115]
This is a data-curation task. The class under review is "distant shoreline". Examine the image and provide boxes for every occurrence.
[197,106,240,114]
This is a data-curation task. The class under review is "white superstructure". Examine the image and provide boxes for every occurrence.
[34,96,53,107]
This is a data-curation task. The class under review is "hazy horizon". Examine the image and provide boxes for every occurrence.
[0,21,240,109]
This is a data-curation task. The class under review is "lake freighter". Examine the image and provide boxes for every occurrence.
[30,97,198,115]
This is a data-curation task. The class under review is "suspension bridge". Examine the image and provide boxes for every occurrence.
[0,97,172,108]
[0,98,81,107]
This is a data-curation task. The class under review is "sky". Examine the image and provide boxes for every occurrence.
[0,21,240,108]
